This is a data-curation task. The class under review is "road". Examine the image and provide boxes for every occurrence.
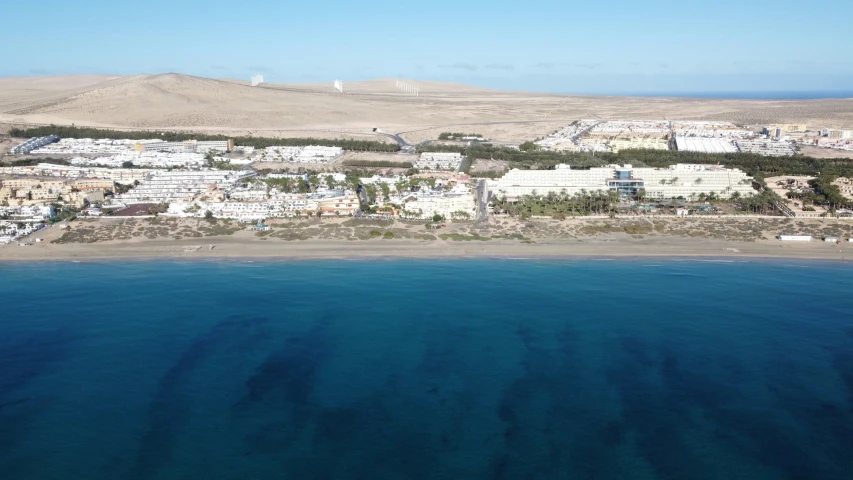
[475,179,489,221]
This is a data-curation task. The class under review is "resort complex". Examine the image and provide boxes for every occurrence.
[490,164,756,201]
[3,112,853,247]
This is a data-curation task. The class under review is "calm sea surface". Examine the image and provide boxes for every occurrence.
[1,259,852,479]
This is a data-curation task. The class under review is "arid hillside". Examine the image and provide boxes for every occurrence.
[1,73,851,141]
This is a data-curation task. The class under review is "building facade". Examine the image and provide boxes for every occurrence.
[490,164,755,201]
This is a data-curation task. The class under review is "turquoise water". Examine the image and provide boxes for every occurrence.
[1,259,852,479]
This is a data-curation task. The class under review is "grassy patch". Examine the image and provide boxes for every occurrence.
[491,233,529,241]
[439,233,491,241]
[343,219,393,228]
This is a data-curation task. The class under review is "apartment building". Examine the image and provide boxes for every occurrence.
[490,164,755,201]
[415,152,464,171]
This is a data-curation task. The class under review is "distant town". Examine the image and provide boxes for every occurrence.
[2,119,853,247]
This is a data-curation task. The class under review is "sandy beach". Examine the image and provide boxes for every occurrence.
[3,216,852,262]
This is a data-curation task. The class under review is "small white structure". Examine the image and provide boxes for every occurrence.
[395,80,419,97]
[333,79,343,93]
[251,74,264,87]
[778,235,812,241]
[824,237,839,243]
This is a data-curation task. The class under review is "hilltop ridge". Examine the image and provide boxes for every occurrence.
[0,73,851,141]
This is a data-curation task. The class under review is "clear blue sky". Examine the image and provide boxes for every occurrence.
[3,0,851,94]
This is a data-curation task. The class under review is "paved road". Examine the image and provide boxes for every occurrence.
[475,179,489,221]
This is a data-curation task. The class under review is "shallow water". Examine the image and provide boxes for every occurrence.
[1,259,852,479]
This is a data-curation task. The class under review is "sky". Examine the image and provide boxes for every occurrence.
[2,0,852,95]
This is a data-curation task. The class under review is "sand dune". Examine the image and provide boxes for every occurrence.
[0,73,851,140]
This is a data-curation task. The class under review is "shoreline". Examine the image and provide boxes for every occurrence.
[2,237,852,263]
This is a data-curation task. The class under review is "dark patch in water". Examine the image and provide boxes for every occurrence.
[0,328,76,398]
[234,315,334,411]
[242,421,298,456]
[0,328,75,475]
[0,396,51,477]
[607,336,710,480]
[0,398,30,410]
[489,323,594,479]
[836,326,853,414]
[653,339,853,480]
[233,314,335,458]
[130,315,269,480]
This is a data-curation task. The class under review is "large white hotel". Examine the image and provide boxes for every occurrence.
[489,164,756,201]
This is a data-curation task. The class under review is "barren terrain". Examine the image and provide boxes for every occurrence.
[1,74,851,143]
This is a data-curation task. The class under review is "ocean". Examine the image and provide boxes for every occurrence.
[596,91,853,100]
[1,259,852,479]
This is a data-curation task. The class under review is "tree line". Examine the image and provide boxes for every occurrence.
[420,142,853,178]
[491,188,784,219]
[340,159,413,168]
[785,176,852,211]
[9,126,400,152]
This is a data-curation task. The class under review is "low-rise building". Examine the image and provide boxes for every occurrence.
[398,184,477,219]
[415,152,464,171]
[11,136,60,154]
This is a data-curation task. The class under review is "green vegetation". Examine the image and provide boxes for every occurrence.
[786,176,852,211]
[340,160,413,168]
[370,230,382,238]
[439,233,491,241]
[418,143,853,178]
[383,231,394,239]
[6,157,71,167]
[492,189,784,218]
[458,155,473,174]
[9,125,400,152]
[493,191,621,218]
[263,177,309,193]
[48,204,79,224]
[342,218,393,227]
[492,233,530,241]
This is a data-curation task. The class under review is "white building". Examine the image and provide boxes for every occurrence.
[490,164,755,201]
[415,152,464,171]
[675,136,738,153]
[115,170,252,204]
[260,146,343,163]
[70,151,206,169]
[0,163,157,182]
[778,235,812,241]
[399,184,477,219]
[139,139,234,153]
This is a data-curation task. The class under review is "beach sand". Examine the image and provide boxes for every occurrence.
[3,216,852,262]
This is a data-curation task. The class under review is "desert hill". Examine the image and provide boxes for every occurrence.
[1,73,851,142]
